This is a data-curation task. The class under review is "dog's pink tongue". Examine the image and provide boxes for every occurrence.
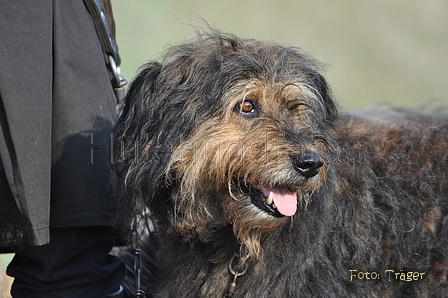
[262,188,297,216]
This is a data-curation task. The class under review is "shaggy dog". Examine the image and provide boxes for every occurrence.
[113,32,448,297]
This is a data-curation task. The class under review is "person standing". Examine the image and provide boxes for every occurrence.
[0,1,126,297]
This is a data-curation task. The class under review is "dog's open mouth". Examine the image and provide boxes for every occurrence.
[240,183,298,217]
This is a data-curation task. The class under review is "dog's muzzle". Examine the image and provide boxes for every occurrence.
[239,152,324,218]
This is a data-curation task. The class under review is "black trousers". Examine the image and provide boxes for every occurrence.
[6,227,125,298]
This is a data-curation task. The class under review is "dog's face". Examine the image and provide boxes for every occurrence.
[115,33,337,258]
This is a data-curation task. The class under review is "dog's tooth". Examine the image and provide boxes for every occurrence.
[272,203,277,209]
[266,191,274,205]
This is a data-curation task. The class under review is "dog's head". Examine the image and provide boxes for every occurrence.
[114,32,337,257]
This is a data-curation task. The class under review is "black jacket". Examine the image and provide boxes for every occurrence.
[0,0,120,247]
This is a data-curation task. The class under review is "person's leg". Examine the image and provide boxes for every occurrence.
[7,226,124,298]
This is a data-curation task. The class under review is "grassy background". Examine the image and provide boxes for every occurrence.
[111,0,448,111]
[0,255,11,270]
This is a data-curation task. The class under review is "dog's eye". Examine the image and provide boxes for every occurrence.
[237,100,257,116]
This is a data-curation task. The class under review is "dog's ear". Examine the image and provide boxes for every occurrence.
[118,61,163,123]
[113,61,170,224]
[114,61,164,181]
[309,71,338,124]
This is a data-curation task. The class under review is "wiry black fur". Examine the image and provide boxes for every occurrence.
[113,32,448,297]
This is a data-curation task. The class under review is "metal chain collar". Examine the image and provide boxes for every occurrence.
[131,219,249,298]
[223,254,248,297]
[131,216,146,298]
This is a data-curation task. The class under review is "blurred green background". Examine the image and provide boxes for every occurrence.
[111,0,448,111]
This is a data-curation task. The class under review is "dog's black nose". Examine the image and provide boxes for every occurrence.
[292,152,324,178]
